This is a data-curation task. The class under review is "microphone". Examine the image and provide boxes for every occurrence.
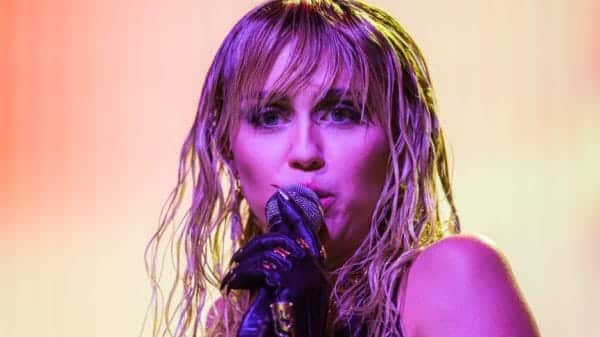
[235,185,325,337]
[266,185,326,337]
[265,184,324,236]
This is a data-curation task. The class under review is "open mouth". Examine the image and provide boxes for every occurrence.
[318,196,334,211]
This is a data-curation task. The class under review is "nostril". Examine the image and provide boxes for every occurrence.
[290,158,324,171]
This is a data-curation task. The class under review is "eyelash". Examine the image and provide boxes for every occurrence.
[329,106,363,123]
[247,106,288,128]
[247,103,365,129]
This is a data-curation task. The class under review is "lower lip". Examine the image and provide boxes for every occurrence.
[319,196,334,211]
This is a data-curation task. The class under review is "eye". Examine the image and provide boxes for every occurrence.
[247,105,289,128]
[324,103,365,124]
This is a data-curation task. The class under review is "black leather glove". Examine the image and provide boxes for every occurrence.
[221,189,330,337]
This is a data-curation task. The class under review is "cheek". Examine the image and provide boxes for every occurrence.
[352,147,388,226]
[330,129,389,237]
[345,130,389,198]
[231,129,281,227]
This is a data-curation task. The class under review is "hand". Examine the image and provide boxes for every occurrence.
[221,189,330,337]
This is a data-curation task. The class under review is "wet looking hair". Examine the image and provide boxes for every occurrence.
[144,1,460,336]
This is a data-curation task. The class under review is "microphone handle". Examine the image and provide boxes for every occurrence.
[236,288,274,337]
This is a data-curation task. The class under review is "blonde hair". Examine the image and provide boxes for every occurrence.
[143,1,460,336]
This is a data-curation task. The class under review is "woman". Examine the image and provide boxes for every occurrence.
[145,1,540,336]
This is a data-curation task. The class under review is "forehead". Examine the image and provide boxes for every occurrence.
[264,43,352,96]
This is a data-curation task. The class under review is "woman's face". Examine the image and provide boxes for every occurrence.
[230,45,390,268]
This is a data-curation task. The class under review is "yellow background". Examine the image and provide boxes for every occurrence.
[2,0,598,336]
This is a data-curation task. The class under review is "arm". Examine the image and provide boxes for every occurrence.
[401,234,541,337]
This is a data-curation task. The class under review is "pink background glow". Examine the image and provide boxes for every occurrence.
[2,1,599,336]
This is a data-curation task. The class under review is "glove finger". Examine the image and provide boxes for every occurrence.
[276,190,322,257]
[245,249,296,271]
[221,255,265,291]
[222,267,265,291]
[232,233,305,263]
[224,254,286,290]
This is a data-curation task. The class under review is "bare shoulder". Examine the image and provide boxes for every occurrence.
[400,233,540,337]
[410,233,506,273]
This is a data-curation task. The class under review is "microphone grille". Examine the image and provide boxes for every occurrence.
[265,185,323,232]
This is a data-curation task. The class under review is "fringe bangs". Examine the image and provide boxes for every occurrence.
[221,5,377,131]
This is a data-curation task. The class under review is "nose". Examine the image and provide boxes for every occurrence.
[287,120,324,171]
